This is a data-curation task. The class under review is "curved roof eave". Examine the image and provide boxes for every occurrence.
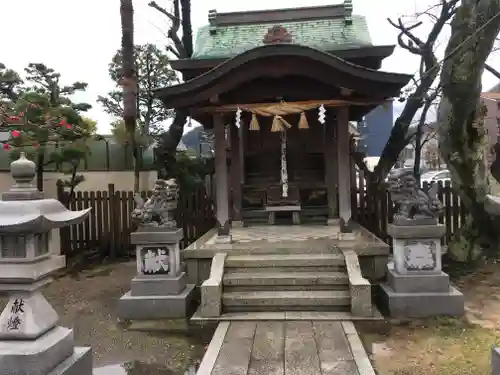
[170,44,397,72]
[154,44,413,108]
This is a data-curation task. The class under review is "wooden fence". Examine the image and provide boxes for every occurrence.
[57,173,467,258]
[352,173,467,246]
[57,182,215,259]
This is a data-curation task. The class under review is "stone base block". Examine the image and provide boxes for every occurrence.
[380,283,464,318]
[0,326,74,375]
[232,221,244,228]
[131,272,187,296]
[0,255,65,284]
[387,268,450,293]
[49,347,92,375]
[131,228,183,245]
[117,284,196,320]
[214,235,232,244]
[327,218,340,226]
[492,347,500,375]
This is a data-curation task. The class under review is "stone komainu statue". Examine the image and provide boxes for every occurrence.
[387,170,444,221]
[131,178,179,228]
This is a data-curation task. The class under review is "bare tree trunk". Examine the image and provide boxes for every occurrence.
[438,0,500,261]
[157,108,188,178]
[149,0,193,172]
[120,0,139,192]
[36,152,44,191]
[414,124,423,183]
[180,0,193,57]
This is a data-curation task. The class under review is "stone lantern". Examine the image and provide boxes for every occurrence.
[0,153,92,375]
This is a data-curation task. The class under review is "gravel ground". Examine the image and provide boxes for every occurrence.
[357,262,500,375]
[2,261,216,374]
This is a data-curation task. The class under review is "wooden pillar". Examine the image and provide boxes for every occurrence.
[214,113,231,241]
[337,106,352,232]
[230,122,243,224]
[324,113,338,223]
[240,118,246,185]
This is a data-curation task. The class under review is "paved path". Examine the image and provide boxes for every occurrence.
[196,321,375,375]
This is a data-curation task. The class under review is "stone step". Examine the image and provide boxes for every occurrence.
[225,254,345,268]
[226,266,344,273]
[222,290,350,309]
[223,271,349,286]
[223,305,351,312]
[218,246,339,255]
[223,285,349,292]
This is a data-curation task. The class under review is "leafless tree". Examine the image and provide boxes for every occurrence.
[148,0,193,177]
[438,0,500,261]
[352,0,459,186]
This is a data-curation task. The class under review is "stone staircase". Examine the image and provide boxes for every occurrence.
[221,252,351,313]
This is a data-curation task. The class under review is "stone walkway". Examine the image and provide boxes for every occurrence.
[197,321,375,375]
[202,225,345,246]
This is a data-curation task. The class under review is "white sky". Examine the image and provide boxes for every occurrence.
[2,0,500,133]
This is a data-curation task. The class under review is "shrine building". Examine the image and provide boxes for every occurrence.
[156,1,412,241]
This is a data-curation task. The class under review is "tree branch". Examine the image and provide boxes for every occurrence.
[372,1,458,184]
[148,1,187,58]
[167,45,181,58]
[486,63,500,80]
[387,18,425,55]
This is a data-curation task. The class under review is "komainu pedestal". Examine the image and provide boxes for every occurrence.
[380,171,464,317]
[117,179,195,320]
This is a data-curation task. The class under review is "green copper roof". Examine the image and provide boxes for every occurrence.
[192,15,372,59]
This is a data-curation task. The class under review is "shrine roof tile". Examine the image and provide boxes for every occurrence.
[192,15,372,59]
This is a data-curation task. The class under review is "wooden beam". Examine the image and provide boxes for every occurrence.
[230,121,242,222]
[195,99,390,114]
[239,116,246,185]
[210,94,219,104]
[324,112,338,222]
[337,106,352,232]
[219,78,341,104]
[214,113,231,240]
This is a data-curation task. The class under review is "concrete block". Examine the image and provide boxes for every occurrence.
[186,259,199,285]
[492,347,500,375]
[130,228,183,245]
[342,249,372,317]
[387,267,450,293]
[130,272,187,296]
[117,284,196,320]
[0,255,65,284]
[200,253,226,317]
[379,283,464,318]
[387,224,445,239]
[0,326,74,375]
[351,283,372,317]
[201,281,222,317]
[0,291,59,340]
[358,255,389,281]
[49,347,92,375]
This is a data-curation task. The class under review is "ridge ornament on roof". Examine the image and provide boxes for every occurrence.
[263,26,293,45]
